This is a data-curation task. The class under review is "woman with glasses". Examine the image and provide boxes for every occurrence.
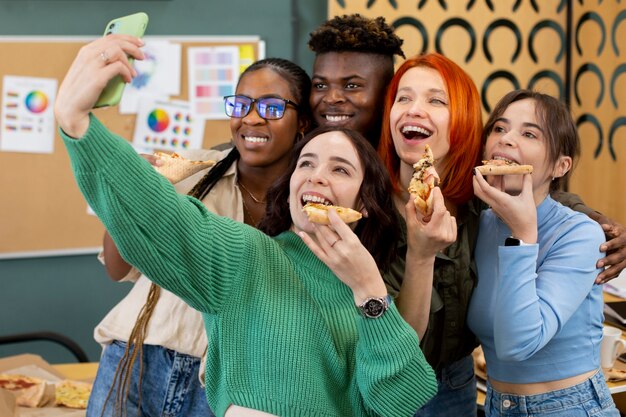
[56,33,440,417]
[62,35,312,417]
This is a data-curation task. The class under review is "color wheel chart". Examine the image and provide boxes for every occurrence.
[187,46,239,119]
[133,99,205,153]
[1,75,57,153]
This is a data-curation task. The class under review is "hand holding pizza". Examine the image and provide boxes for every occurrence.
[298,208,387,304]
[406,186,457,261]
[473,168,537,244]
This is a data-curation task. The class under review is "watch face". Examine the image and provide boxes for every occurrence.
[363,298,386,318]
[505,237,521,246]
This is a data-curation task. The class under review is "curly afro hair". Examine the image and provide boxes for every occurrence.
[308,14,405,58]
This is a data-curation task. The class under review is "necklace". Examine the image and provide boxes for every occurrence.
[237,180,266,204]
[241,196,258,226]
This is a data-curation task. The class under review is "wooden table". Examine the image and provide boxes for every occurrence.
[52,362,98,381]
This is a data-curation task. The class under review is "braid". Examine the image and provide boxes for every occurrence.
[308,14,405,58]
[189,148,240,200]
[99,284,160,417]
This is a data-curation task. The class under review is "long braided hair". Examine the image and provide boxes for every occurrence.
[101,57,311,417]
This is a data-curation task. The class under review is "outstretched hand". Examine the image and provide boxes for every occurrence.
[298,208,387,304]
[596,218,626,284]
[473,170,537,243]
[54,35,144,138]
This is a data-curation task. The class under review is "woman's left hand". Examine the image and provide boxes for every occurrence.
[299,208,387,304]
[473,170,537,243]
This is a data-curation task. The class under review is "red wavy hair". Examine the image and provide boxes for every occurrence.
[378,53,483,205]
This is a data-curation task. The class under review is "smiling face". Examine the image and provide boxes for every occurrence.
[389,66,451,177]
[483,98,568,200]
[288,131,364,235]
[309,52,390,145]
[230,67,301,169]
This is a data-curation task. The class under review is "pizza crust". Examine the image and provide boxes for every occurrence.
[153,152,216,183]
[0,374,54,407]
[302,203,363,225]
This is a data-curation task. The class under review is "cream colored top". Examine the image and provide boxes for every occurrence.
[94,149,243,360]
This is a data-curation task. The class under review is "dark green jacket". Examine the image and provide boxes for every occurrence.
[383,200,483,372]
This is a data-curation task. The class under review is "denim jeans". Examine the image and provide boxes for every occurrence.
[485,370,620,417]
[414,354,478,417]
[86,341,215,417]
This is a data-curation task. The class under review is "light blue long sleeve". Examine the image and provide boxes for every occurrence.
[468,196,605,383]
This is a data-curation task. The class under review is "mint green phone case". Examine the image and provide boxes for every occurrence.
[94,12,149,108]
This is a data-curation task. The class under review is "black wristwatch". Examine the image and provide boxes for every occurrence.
[504,236,529,246]
[357,295,392,319]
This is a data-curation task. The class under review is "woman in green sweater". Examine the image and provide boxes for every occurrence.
[56,34,442,417]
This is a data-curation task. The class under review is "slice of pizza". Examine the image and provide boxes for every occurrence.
[302,203,363,225]
[0,373,54,407]
[408,145,440,216]
[153,152,216,183]
[475,158,533,175]
[55,379,92,409]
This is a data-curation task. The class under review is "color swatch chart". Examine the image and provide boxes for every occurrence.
[1,75,57,153]
[188,46,239,119]
[133,99,204,153]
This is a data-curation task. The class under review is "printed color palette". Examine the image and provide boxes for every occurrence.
[133,98,204,153]
[1,75,57,154]
[187,46,240,120]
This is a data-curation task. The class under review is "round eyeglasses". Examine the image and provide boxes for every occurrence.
[224,94,299,120]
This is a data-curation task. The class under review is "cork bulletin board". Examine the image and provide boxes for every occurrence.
[0,36,262,257]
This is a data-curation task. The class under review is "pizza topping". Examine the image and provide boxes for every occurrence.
[55,380,92,409]
[0,374,44,390]
[481,156,520,166]
[408,145,440,216]
[0,373,53,407]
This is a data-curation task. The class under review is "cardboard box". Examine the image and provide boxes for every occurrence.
[0,354,86,417]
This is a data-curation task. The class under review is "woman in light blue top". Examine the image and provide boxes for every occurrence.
[467,90,619,417]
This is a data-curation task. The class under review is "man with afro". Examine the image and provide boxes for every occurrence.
[308,14,404,148]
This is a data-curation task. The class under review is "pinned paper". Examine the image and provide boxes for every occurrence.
[133,98,204,153]
[1,76,57,153]
[119,40,182,114]
[187,46,239,119]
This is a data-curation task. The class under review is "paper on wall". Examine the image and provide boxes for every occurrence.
[1,76,57,154]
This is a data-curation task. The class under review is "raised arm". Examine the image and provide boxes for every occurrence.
[55,36,253,313]
[395,188,456,339]
[552,190,626,283]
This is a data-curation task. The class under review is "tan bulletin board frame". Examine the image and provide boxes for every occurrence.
[0,36,263,258]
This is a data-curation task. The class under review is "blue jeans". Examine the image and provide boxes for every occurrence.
[87,341,215,417]
[414,354,478,417]
[485,370,620,417]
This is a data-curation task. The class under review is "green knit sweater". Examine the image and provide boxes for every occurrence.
[62,116,437,417]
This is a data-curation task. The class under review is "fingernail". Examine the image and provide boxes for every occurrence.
[597,261,604,268]
[600,245,607,252]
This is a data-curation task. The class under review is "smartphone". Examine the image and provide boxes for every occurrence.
[94,12,149,108]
